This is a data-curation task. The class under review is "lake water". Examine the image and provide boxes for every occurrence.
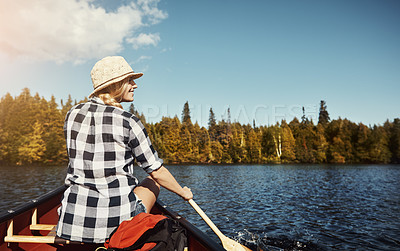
[0,164,399,250]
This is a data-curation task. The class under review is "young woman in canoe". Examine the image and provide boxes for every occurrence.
[56,56,193,243]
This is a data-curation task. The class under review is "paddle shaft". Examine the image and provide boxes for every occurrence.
[188,199,252,251]
[188,199,225,239]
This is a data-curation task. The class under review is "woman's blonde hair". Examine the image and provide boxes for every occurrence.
[95,79,130,109]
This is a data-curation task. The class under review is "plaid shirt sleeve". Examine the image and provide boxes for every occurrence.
[128,116,163,173]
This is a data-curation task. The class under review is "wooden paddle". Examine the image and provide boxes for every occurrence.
[188,199,252,251]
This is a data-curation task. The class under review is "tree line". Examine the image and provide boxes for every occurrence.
[0,89,399,166]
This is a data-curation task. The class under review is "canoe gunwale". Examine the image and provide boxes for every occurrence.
[0,185,66,224]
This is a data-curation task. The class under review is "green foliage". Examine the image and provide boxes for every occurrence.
[18,121,46,164]
[246,129,262,163]
[387,118,400,163]
[156,116,181,163]
[0,89,85,166]
[281,121,296,163]
[0,90,398,165]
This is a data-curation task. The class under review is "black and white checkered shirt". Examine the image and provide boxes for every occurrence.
[56,97,163,243]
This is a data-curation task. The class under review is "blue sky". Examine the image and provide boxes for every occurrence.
[0,0,399,127]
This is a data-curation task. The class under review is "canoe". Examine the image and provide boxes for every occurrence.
[0,185,226,251]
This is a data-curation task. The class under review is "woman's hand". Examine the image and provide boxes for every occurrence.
[181,186,193,201]
[150,166,193,201]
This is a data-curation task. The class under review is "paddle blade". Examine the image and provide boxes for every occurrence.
[221,236,252,251]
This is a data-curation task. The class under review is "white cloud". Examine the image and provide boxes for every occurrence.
[0,0,167,64]
[135,55,152,63]
[137,0,168,25]
[126,33,161,50]
[161,47,172,53]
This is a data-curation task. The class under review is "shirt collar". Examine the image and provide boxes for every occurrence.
[90,96,126,112]
[90,96,105,105]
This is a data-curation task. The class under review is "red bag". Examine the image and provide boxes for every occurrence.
[104,213,168,251]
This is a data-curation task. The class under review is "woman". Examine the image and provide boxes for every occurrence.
[56,56,193,243]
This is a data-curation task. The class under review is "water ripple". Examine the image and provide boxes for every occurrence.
[1,164,400,250]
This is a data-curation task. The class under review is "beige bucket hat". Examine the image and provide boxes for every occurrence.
[89,56,143,98]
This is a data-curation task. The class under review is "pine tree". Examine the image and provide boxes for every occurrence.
[208,107,216,129]
[210,140,223,163]
[246,129,262,163]
[213,120,232,163]
[190,123,201,163]
[177,126,193,163]
[281,121,296,162]
[325,118,357,163]
[301,107,307,124]
[198,127,212,163]
[314,123,328,163]
[18,121,46,164]
[61,95,73,117]
[318,100,330,125]
[369,125,391,163]
[129,103,138,115]
[227,108,231,124]
[149,123,165,160]
[7,88,37,164]
[0,93,14,163]
[225,124,242,163]
[388,118,400,163]
[226,108,232,140]
[181,101,191,125]
[208,107,217,141]
[261,126,281,162]
[354,123,371,163]
[42,95,66,164]
[0,126,6,164]
[158,116,181,163]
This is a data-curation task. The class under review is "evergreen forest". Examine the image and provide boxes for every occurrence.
[0,88,399,166]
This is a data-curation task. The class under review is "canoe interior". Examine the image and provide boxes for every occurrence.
[0,186,225,251]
